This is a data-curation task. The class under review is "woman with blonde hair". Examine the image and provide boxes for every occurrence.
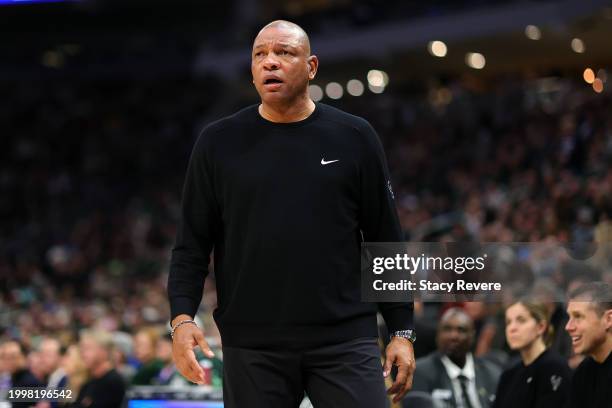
[493,300,571,408]
[131,327,164,385]
[59,344,87,407]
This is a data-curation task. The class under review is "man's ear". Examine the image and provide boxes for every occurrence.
[604,309,612,331]
[307,55,318,79]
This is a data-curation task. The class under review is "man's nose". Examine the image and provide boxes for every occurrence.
[263,55,280,70]
[565,319,574,332]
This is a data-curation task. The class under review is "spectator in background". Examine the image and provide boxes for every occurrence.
[39,337,68,389]
[60,344,87,407]
[493,301,570,408]
[0,341,43,408]
[73,330,125,408]
[0,343,10,392]
[26,350,46,384]
[565,282,612,408]
[154,334,179,385]
[111,331,136,383]
[38,338,68,408]
[411,308,501,408]
[131,327,164,385]
[530,279,572,359]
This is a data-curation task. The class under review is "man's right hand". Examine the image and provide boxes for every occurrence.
[171,315,215,385]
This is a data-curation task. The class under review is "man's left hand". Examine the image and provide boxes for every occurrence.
[383,336,416,403]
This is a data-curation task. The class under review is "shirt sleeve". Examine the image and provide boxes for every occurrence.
[357,119,414,333]
[167,129,221,321]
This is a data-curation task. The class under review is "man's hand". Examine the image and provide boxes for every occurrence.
[171,315,215,385]
[383,336,416,403]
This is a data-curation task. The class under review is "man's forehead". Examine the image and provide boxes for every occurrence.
[567,300,603,317]
[253,27,306,49]
[253,40,300,49]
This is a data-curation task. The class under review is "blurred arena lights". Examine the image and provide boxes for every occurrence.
[325,82,343,99]
[308,84,323,102]
[368,84,385,94]
[597,69,607,83]
[346,79,365,96]
[571,38,585,53]
[428,41,448,57]
[524,25,541,40]
[465,52,486,69]
[367,69,389,87]
[592,78,604,93]
[583,68,595,84]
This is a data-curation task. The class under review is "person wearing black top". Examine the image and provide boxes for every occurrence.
[167,19,415,407]
[493,301,571,408]
[73,330,126,408]
[1,341,43,408]
[565,282,612,408]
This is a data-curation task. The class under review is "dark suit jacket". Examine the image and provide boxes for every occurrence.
[410,351,502,408]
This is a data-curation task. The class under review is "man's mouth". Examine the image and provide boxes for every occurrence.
[264,78,283,84]
[571,335,582,345]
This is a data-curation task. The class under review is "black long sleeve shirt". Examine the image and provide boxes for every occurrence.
[168,102,413,348]
[568,351,612,408]
[493,349,571,408]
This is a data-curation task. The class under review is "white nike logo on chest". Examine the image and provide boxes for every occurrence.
[321,158,339,165]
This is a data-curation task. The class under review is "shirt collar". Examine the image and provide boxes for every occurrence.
[440,353,476,381]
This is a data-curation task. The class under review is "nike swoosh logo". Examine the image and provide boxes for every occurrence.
[321,158,339,165]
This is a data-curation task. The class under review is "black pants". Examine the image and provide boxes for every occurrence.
[222,337,390,408]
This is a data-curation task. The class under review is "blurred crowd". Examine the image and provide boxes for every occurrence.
[1,71,611,405]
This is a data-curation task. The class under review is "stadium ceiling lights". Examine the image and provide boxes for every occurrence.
[582,68,606,93]
[311,70,389,100]
[524,25,541,40]
[597,69,607,83]
[571,38,585,53]
[367,70,389,87]
[465,52,486,69]
[325,82,343,99]
[347,79,364,96]
[428,41,448,57]
[583,68,595,84]
[367,70,388,94]
[309,84,323,102]
[592,78,604,93]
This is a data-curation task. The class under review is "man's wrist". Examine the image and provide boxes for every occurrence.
[170,318,198,339]
[390,329,416,344]
[171,314,193,328]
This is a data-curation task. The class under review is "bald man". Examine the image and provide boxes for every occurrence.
[410,308,501,408]
[168,20,415,407]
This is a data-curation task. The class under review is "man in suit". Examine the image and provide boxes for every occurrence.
[409,308,501,408]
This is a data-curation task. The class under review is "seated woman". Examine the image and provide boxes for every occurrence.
[493,300,571,408]
[131,327,164,385]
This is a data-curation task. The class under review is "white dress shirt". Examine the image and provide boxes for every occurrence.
[440,353,482,408]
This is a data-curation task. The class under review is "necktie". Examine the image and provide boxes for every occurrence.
[458,374,474,408]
